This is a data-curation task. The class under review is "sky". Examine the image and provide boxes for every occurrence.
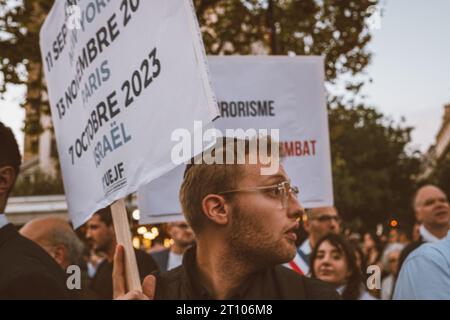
[362,0,450,152]
[1,0,450,154]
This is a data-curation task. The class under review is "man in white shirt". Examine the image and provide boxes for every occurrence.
[286,206,341,276]
[151,221,195,272]
[415,185,449,241]
[397,185,450,274]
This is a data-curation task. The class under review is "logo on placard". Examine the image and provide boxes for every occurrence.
[102,162,128,196]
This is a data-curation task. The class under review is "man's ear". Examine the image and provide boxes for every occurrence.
[53,245,68,268]
[0,166,17,195]
[201,194,230,226]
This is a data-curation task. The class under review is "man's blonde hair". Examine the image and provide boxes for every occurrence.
[180,136,281,234]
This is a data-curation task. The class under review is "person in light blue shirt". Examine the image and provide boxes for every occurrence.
[393,231,450,300]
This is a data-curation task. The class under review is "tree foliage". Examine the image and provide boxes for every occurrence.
[329,104,422,229]
[1,0,378,115]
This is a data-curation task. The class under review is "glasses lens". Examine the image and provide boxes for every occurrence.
[280,182,299,208]
[317,215,340,223]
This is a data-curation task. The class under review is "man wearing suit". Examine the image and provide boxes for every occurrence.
[151,221,195,272]
[397,185,450,272]
[86,206,160,299]
[0,122,69,299]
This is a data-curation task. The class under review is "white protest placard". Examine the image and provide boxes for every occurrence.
[40,0,219,229]
[138,56,333,224]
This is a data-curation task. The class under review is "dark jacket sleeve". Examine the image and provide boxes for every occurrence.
[135,249,160,280]
[3,273,69,300]
[274,266,341,300]
[151,249,170,272]
[303,277,342,300]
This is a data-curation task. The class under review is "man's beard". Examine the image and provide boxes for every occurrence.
[94,240,112,254]
[226,202,294,269]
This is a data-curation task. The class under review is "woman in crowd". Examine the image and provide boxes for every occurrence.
[362,231,383,268]
[380,242,405,300]
[311,233,376,300]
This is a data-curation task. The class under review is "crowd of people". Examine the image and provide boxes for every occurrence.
[283,185,450,300]
[1,121,449,300]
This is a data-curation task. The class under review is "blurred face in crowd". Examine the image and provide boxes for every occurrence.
[222,162,304,266]
[398,230,410,244]
[414,185,450,232]
[86,214,115,253]
[313,240,350,287]
[167,221,195,248]
[304,207,341,247]
[363,233,376,251]
[20,218,77,270]
[0,163,17,212]
[0,123,21,213]
[387,250,401,276]
[388,229,399,243]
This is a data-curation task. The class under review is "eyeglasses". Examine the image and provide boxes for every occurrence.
[311,215,341,223]
[218,180,299,209]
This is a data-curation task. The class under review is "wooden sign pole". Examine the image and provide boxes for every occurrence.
[111,199,142,292]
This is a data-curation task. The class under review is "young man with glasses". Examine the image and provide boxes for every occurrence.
[287,207,341,276]
[113,137,339,300]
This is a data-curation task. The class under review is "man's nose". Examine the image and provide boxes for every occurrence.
[330,219,338,229]
[321,256,332,265]
[437,201,450,209]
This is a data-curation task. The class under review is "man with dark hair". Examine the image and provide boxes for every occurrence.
[113,137,340,300]
[86,206,159,299]
[0,122,69,299]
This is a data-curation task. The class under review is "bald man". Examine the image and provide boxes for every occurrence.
[394,185,450,299]
[397,185,450,274]
[20,218,101,300]
[20,218,84,271]
[414,185,450,241]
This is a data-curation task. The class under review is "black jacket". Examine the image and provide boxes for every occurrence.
[151,249,170,272]
[0,224,69,300]
[90,249,159,299]
[155,246,340,300]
